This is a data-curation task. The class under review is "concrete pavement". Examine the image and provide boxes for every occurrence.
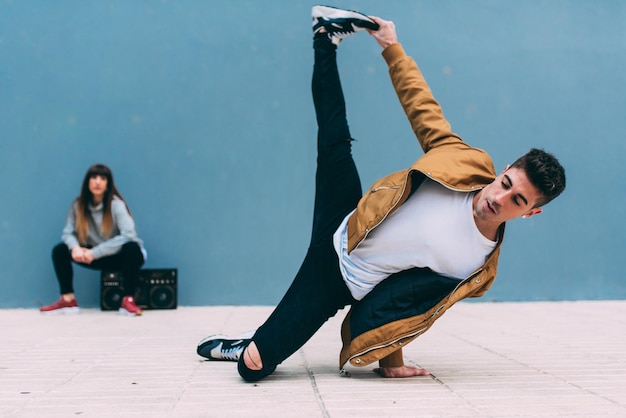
[1,301,625,417]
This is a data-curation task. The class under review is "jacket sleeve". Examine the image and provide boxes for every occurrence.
[379,349,404,368]
[382,43,465,153]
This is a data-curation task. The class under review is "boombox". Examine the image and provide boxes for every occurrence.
[101,269,177,311]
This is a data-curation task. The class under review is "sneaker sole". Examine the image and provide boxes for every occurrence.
[119,308,142,316]
[312,5,379,30]
[40,307,81,315]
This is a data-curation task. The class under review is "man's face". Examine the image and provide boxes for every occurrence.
[473,166,543,224]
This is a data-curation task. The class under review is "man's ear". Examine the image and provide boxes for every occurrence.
[521,208,543,219]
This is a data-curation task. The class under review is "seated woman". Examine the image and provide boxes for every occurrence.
[40,163,147,316]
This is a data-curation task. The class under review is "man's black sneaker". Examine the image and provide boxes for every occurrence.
[197,332,253,361]
[312,5,379,45]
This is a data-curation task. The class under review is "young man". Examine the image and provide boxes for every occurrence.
[198,5,566,381]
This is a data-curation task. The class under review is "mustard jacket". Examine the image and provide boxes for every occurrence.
[339,43,505,370]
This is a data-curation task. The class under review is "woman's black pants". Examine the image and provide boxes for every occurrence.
[52,241,145,296]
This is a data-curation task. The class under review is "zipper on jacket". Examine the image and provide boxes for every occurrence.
[370,185,401,193]
[432,269,482,316]
[458,268,482,286]
[348,326,430,365]
[353,177,410,251]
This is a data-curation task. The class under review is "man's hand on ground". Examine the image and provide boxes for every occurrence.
[374,365,430,378]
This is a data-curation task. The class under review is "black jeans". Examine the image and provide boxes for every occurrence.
[52,241,145,296]
[238,37,362,381]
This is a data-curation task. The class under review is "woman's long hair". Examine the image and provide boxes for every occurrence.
[75,164,129,245]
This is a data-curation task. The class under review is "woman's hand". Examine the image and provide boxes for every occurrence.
[82,249,94,264]
[71,246,86,262]
[71,246,94,264]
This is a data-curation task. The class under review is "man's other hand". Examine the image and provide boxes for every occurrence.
[374,365,430,378]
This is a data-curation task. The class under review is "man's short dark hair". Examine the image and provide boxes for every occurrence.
[510,148,566,208]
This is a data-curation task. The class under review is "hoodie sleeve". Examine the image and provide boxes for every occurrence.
[61,202,80,250]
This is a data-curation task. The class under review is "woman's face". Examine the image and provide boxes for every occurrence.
[88,174,108,203]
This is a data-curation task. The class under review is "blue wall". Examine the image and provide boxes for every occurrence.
[1,1,624,308]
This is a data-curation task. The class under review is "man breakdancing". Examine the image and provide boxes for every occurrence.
[197,5,566,381]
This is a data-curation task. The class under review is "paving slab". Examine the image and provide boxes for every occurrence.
[1,301,625,417]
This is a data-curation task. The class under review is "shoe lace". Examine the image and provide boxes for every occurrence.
[331,31,354,41]
[220,345,243,361]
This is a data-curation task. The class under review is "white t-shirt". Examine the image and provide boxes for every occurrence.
[333,179,496,300]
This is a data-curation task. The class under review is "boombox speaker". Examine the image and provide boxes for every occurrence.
[101,269,177,310]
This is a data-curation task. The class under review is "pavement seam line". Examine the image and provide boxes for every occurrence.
[299,349,330,418]
[408,359,482,414]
